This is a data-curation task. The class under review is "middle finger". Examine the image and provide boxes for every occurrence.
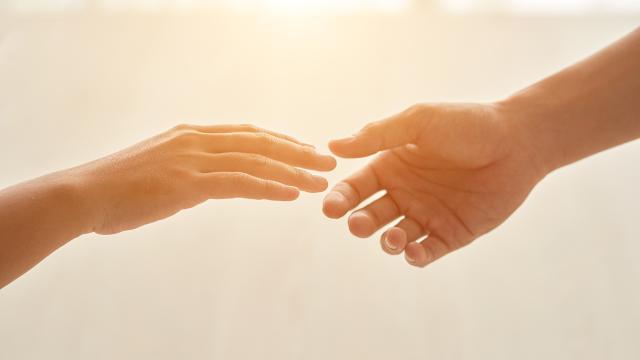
[198,132,336,171]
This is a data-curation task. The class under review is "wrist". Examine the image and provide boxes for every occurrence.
[496,89,565,178]
[46,169,98,236]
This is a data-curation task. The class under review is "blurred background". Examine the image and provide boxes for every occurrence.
[0,1,639,359]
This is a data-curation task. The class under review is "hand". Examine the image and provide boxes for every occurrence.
[323,103,546,268]
[72,123,336,235]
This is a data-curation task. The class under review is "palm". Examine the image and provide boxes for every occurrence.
[324,103,544,267]
[371,145,536,248]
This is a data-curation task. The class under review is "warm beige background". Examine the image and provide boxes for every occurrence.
[0,4,639,359]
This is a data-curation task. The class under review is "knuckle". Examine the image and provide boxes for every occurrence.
[258,132,272,143]
[403,103,433,130]
[239,123,260,132]
[257,133,277,150]
[171,123,192,132]
[260,179,271,194]
[294,145,316,163]
[360,122,378,134]
[301,145,315,157]
[173,151,198,166]
[176,167,196,180]
[170,129,200,148]
[219,133,236,147]
[247,153,270,168]
[227,172,250,186]
[404,103,428,117]
[292,167,307,180]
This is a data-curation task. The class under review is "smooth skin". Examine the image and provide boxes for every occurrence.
[0,124,336,288]
[324,27,640,268]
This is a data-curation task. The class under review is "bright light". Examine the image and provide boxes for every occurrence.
[9,0,640,14]
[509,0,599,14]
[228,0,410,13]
[439,0,640,14]
[2,0,410,13]
[4,0,82,12]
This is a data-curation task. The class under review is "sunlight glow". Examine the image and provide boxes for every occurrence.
[439,0,640,14]
[228,0,410,13]
[5,0,640,14]
[2,0,410,13]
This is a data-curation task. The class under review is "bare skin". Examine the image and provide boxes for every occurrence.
[0,124,336,288]
[323,27,640,268]
[2,28,639,288]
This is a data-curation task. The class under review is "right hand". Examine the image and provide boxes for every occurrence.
[67,123,336,235]
[323,103,547,268]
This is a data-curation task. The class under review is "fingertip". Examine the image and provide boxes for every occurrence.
[322,191,349,218]
[381,227,407,254]
[404,242,429,268]
[348,211,376,238]
[314,154,338,171]
[286,188,300,201]
[281,186,300,201]
[328,138,356,158]
[327,156,338,170]
[329,136,377,159]
[312,176,329,192]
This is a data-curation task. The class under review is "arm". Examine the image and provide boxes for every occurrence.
[505,26,640,173]
[0,124,336,288]
[323,27,640,268]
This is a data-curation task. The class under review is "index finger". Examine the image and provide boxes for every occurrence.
[199,132,337,171]
[322,165,382,219]
[179,123,315,148]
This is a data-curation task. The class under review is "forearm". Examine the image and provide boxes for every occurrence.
[0,171,93,288]
[502,27,640,173]
[0,124,335,288]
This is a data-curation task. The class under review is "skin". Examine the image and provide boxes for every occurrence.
[2,29,639,288]
[323,27,640,268]
[0,124,336,288]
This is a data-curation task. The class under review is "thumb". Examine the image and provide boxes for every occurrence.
[329,106,427,158]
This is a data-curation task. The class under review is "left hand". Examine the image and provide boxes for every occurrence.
[70,123,337,235]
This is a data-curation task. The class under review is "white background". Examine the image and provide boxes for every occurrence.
[0,2,639,359]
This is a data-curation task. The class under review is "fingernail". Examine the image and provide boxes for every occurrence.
[383,233,397,250]
[405,253,416,264]
[325,191,346,203]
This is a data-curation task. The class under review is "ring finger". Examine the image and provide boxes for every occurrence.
[194,152,328,193]
[380,217,426,255]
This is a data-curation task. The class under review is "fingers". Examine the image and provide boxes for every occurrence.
[380,217,425,255]
[194,152,328,193]
[200,132,336,171]
[182,123,313,148]
[347,194,401,238]
[322,165,381,219]
[168,124,333,197]
[329,105,428,158]
[198,172,300,201]
[380,216,469,268]
[404,235,452,268]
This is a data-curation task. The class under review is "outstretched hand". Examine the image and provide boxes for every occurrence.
[323,103,546,268]
[0,123,337,288]
[74,123,336,234]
